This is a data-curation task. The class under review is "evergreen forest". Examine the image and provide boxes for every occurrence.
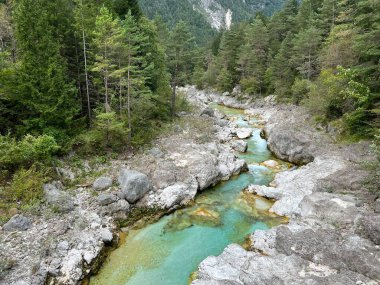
[0,0,379,216]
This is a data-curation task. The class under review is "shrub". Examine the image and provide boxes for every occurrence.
[0,134,59,171]
[240,76,260,95]
[74,110,129,154]
[10,165,46,204]
[291,78,312,105]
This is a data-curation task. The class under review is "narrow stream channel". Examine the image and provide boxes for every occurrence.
[90,106,289,285]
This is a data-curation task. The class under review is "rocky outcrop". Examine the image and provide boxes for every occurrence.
[192,88,379,285]
[193,243,376,285]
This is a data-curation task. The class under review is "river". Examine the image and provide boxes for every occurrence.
[90,105,289,285]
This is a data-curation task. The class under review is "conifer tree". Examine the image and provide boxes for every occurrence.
[238,17,269,95]
[11,0,78,141]
[167,21,195,119]
[292,26,322,80]
[92,6,124,109]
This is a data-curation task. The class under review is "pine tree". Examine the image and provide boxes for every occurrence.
[238,17,269,95]
[269,33,296,98]
[167,21,195,119]
[292,26,322,80]
[121,11,150,143]
[354,0,380,91]
[216,24,245,91]
[91,6,124,109]
[11,0,78,142]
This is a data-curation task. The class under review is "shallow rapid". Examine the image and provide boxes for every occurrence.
[90,106,288,285]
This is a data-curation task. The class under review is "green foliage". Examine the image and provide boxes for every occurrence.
[291,78,312,105]
[6,0,79,142]
[10,165,46,204]
[0,134,59,172]
[74,110,128,154]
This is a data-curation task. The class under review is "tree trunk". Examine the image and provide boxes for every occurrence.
[171,57,179,121]
[127,50,132,144]
[82,29,91,125]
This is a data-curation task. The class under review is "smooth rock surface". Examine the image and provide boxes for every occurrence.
[118,169,152,203]
[236,128,252,139]
[93,176,113,191]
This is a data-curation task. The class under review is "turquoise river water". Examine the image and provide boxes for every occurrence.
[90,105,289,285]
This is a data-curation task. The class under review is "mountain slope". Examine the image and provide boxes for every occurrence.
[138,0,287,43]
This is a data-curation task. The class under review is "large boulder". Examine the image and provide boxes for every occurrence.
[145,179,198,209]
[93,176,113,191]
[3,214,32,231]
[44,183,74,213]
[236,128,252,139]
[118,169,152,203]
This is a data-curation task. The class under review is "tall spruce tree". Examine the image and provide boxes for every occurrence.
[167,21,195,119]
[92,6,124,109]
[238,17,269,95]
[11,0,78,142]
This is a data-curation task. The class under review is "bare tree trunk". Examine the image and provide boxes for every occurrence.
[82,29,91,125]
[127,51,132,144]
[308,52,311,80]
[171,57,179,121]
[104,44,109,109]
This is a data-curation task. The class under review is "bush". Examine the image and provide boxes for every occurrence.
[291,78,312,105]
[240,76,260,95]
[0,134,59,172]
[74,110,129,154]
[10,165,46,204]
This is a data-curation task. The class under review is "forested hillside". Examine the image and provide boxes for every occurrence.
[196,0,380,139]
[0,0,198,215]
[138,0,287,44]
[0,0,379,224]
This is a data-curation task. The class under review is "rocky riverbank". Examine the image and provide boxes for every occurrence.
[186,86,380,285]
[0,91,248,285]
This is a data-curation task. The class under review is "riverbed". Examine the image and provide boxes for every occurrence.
[90,106,289,285]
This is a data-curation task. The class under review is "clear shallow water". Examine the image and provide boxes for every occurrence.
[90,105,288,285]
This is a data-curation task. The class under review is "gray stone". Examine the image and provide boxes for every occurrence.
[3,215,32,231]
[105,199,130,214]
[148,147,164,158]
[145,180,198,209]
[118,169,152,203]
[93,176,113,191]
[44,183,74,213]
[57,240,70,251]
[99,228,113,243]
[230,140,248,153]
[235,128,252,139]
[97,194,117,206]
[200,107,214,117]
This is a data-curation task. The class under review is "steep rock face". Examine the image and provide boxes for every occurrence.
[138,0,286,42]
